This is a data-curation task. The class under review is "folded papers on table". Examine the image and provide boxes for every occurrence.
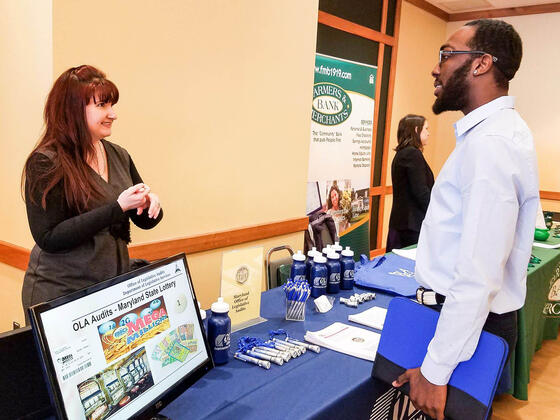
[304,322,380,361]
[348,306,387,330]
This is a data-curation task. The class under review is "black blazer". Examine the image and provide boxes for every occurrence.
[389,146,434,232]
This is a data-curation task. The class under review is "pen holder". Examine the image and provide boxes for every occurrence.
[285,298,306,321]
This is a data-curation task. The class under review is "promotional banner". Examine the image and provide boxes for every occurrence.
[307,53,377,257]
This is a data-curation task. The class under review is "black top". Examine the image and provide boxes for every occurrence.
[22,139,163,312]
[388,146,434,232]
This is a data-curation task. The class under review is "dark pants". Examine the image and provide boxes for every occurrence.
[484,311,518,420]
[431,305,517,362]
[483,310,518,364]
[428,306,517,420]
[386,228,419,253]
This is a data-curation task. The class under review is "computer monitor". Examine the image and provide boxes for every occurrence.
[29,253,213,420]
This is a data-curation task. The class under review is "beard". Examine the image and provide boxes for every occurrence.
[432,58,472,115]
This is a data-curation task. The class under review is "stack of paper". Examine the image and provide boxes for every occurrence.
[304,322,380,361]
[348,306,387,330]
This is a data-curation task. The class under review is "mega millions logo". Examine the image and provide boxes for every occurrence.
[311,82,352,126]
[98,298,170,363]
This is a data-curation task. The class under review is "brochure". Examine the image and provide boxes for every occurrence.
[304,322,380,361]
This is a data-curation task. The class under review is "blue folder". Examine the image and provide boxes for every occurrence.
[371,297,508,420]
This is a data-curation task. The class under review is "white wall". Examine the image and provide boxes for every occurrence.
[0,0,53,330]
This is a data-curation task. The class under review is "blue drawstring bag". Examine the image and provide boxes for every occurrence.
[354,253,419,297]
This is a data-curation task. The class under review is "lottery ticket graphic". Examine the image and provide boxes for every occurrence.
[98,298,170,363]
[152,324,199,367]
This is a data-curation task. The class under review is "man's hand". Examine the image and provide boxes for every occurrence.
[392,367,447,420]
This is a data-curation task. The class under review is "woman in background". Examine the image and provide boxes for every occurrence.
[22,65,163,317]
[386,114,433,252]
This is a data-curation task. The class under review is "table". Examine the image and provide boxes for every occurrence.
[40,246,559,418]
[161,287,391,420]
[162,243,560,418]
[510,245,560,400]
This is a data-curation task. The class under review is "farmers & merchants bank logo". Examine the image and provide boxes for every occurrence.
[312,82,352,126]
[543,261,560,318]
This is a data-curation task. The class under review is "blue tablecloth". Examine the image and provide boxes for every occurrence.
[161,287,393,420]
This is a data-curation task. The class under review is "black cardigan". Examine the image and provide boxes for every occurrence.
[388,146,434,232]
[22,140,163,313]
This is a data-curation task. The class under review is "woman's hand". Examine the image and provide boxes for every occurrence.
[136,192,161,219]
[117,183,150,212]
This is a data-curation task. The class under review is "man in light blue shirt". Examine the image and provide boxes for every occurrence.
[392,19,539,420]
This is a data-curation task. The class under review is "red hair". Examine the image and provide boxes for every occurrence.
[23,65,119,212]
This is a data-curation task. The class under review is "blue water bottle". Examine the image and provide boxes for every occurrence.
[207,297,231,365]
[311,255,328,298]
[340,246,355,290]
[290,250,307,282]
[332,241,343,255]
[306,247,318,285]
[326,252,341,294]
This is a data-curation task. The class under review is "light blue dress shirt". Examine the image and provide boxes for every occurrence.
[415,96,539,385]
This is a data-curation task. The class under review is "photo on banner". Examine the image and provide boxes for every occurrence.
[307,53,376,257]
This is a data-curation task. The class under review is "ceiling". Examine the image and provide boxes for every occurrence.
[425,0,559,13]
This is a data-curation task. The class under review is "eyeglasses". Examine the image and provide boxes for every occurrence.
[439,50,498,64]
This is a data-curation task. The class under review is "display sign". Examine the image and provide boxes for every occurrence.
[221,247,264,329]
[29,254,213,420]
[307,53,377,257]
[543,261,560,318]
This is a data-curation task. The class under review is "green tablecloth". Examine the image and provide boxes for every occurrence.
[509,246,560,400]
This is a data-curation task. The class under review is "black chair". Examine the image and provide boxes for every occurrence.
[265,245,294,289]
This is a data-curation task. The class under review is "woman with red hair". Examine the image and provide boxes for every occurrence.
[22,65,163,317]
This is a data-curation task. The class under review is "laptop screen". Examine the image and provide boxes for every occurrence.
[29,254,213,420]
